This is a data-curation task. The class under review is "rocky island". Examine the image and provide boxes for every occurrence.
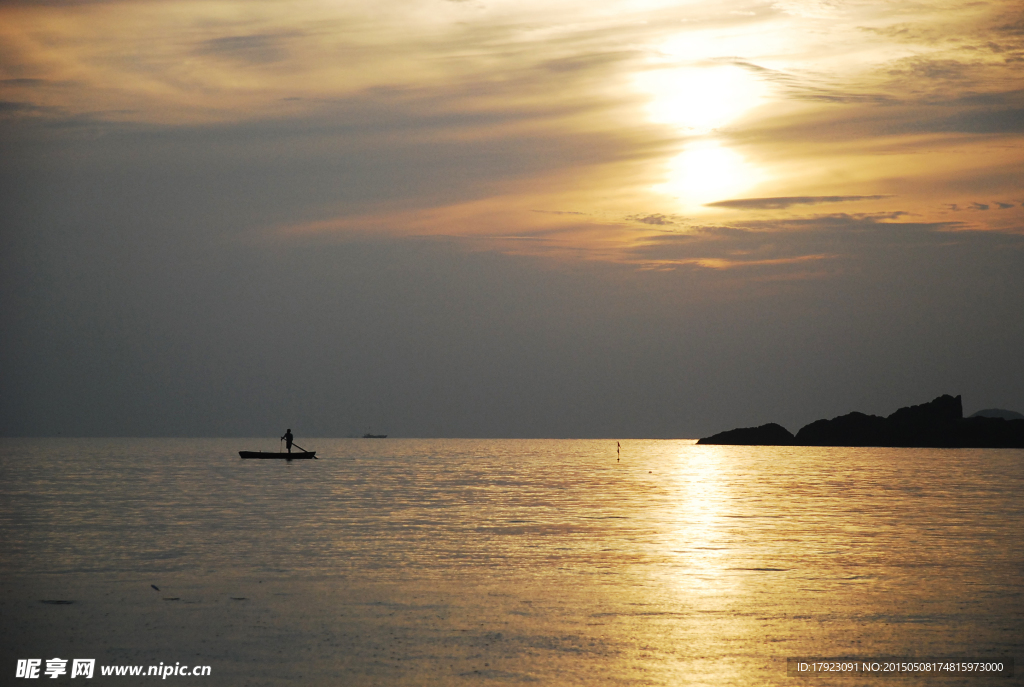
[698,395,1024,448]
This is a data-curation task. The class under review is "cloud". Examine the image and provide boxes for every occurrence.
[2,0,1022,251]
[725,60,895,105]
[194,32,305,65]
[2,78,47,86]
[946,201,1019,212]
[625,213,683,225]
[0,99,45,114]
[705,196,891,210]
[928,106,1024,134]
[624,213,1024,271]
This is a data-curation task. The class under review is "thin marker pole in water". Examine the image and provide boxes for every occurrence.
[617,441,620,462]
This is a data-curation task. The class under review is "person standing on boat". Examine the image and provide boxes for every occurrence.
[281,429,294,453]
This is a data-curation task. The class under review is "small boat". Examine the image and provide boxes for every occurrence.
[239,451,316,460]
[362,433,387,438]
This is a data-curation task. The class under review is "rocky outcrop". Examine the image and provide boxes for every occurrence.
[698,394,1024,448]
[697,423,794,446]
[796,394,964,447]
[956,416,1024,448]
[795,411,890,447]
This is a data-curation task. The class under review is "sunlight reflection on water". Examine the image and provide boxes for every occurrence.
[1,438,1020,685]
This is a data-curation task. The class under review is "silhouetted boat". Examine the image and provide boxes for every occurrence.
[239,451,316,459]
[362,433,387,438]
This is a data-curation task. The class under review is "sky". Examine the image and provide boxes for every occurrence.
[1,0,1022,438]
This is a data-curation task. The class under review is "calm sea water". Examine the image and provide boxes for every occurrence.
[1,438,1021,685]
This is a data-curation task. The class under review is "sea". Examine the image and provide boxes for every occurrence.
[1,438,1020,686]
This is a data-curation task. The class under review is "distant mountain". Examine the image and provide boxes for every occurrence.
[969,408,1024,420]
[698,395,1024,448]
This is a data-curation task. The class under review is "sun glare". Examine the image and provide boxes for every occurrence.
[635,65,769,133]
[634,64,770,207]
[655,139,763,208]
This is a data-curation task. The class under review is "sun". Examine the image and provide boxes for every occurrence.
[655,140,764,209]
[632,63,770,208]
[634,64,769,134]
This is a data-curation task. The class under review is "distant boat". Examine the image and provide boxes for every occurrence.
[362,433,387,439]
[239,451,316,459]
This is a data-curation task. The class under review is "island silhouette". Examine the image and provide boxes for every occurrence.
[698,394,1024,447]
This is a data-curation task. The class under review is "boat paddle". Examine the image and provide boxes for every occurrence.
[290,442,318,458]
